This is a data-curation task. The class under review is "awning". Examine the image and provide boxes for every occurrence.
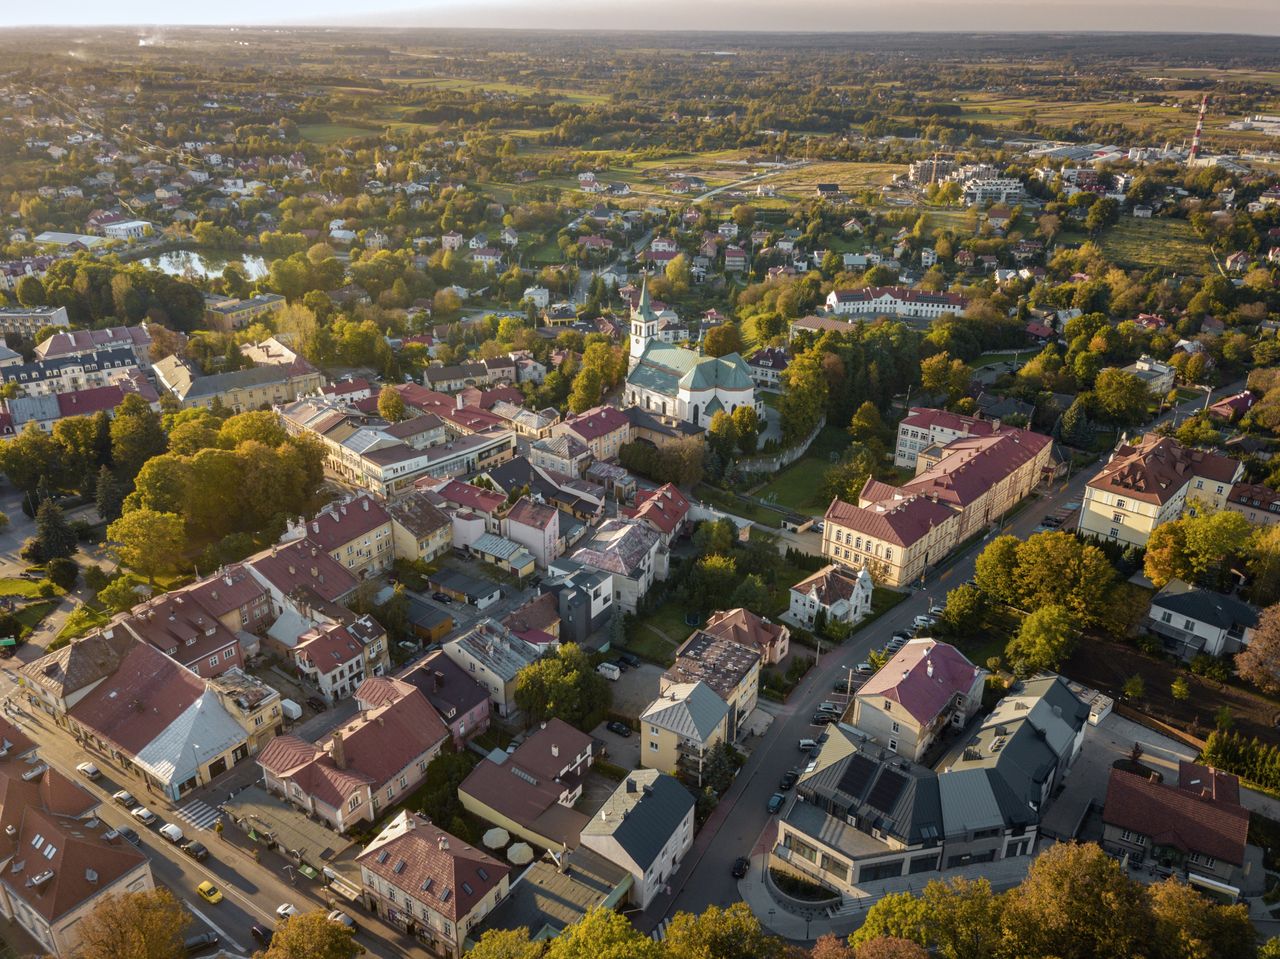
[483,827,510,850]
[298,864,319,880]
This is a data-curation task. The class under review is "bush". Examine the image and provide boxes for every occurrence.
[1189,653,1231,683]
[82,565,111,595]
[46,558,78,591]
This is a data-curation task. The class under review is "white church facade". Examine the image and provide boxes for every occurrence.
[624,281,759,429]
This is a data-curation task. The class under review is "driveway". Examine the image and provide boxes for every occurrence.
[610,663,664,720]
[592,721,641,769]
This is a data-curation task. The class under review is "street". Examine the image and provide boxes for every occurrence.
[642,380,1244,935]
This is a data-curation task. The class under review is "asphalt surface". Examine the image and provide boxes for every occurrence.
[645,381,1242,932]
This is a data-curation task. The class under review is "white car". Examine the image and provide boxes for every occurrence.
[113,790,136,807]
[912,614,936,630]
[75,762,101,780]
[327,910,357,931]
[158,823,184,844]
[276,903,300,922]
[130,806,157,825]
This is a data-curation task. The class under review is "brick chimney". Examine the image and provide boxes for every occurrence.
[330,729,347,770]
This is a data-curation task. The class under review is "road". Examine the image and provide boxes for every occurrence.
[645,380,1244,934]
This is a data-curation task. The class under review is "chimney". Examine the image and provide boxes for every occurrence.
[362,498,369,511]
[456,394,463,411]
[330,729,347,769]
[551,744,559,758]
[311,567,318,578]
[927,660,934,678]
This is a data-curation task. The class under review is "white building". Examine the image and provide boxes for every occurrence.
[788,564,873,629]
[826,286,968,320]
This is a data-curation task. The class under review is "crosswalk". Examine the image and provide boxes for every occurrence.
[650,918,670,941]
[173,799,221,831]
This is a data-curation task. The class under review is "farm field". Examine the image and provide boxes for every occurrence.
[763,161,907,198]
[298,122,381,144]
[1097,217,1214,275]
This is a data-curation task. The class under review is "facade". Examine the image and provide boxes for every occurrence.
[626,281,759,428]
[503,497,562,569]
[853,640,985,762]
[1121,355,1176,396]
[292,616,390,703]
[203,293,286,332]
[2,347,139,397]
[566,518,667,614]
[400,651,492,748]
[620,484,691,547]
[1225,482,1280,527]
[788,564,874,629]
[387,492,454,563]
[825,429,1052,587]
[746,347,790,389]
[662,630,761,743]
[825,287,968,320]
[459,719,593,849]
[442,620,543,719]
[640,681,730,787]
[542,562,614,645]
[357,811,510,958]
[117,591,245,679]
[1079,435,1243,548]
[0,306,69,339]
[34,325,153,364]
[1145,579,1259,660]
[552,406,632,462]
[579,771,695,910]
[1101,763,1252,897]
[287,494,395,580]
[894,407,997,470]
[153,355,324,412]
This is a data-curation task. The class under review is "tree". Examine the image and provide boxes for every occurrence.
[567,366,603,414]
[920,876,1003,959]
[35,499,78,560]
[1247,524,1280,606]
[377,385,406,423]
[778,349,829,445]
[106,509,185,584]
[1147,877,1256,959]
[662,903,783,959]
[811,933,853,959]
[687,554,740,611]
[920,352,970,403]
[852,891,929,948]
[1236,602,1280,693]
[1124,674,1145,700]
[940,584,985,636]
[973,535,1020,606]
[855,939,928,959]
[1144,521,1192,588]
[0,421,67,494]
[1171,676,1190,701]
[543,907,661,959]
[707,410,739,459]
[1006,604,1075,674]
[848,401,886,445]
[999,842,1152,959]
[732,405,760,454]
[46,557,79,591]
[76,888,186,959]
[110,394,167,484]
[1012,532,1116,628]
[1059,396,1092,447]
[513,643,611,730]
[15,274,46,307]
[96,465,127,522]
[703,323,745,358]
[1091,368,1150,425]
[465,927,545,959]
[731,204,756,230]
[263,910,360,959]
[1145,512,1254,588]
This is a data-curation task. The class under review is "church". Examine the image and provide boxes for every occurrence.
[624,280,759,429]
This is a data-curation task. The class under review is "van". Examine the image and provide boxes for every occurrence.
[797,738,819,752]
[158,823,184,844]
[596,662,621,681]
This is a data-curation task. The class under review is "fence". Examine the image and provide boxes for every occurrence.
[733,415,827,473]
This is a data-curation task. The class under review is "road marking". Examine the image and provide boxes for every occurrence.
[184,899,244,954]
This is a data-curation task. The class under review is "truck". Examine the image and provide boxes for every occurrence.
[280,699,303,721]
[596,662,621,681]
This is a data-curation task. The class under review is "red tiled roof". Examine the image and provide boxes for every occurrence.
[1178,761,1241,805]
[826,493,956,548]
[502,592,560,635]
[506,496,557,531]
[323,377,370,396]
[1228,482,1280,513]
[857,639,982,726]
[562,406,629,442]
[894,431,1052,510]
[247,538,359,603]
[1089,435,1241,505]
[304,496,390,552]
[1104,767,1249,866]
[177,564,267,618]
[701,608,787,657]
[900,407,997,438]
[424,479,506,515]
[69,642,203,754]
[791,565,866,606]
[622,484,690,536]
[294,622,363,676]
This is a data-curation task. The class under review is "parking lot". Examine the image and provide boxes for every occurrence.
[592,720,641,768]
[607,662,665,720]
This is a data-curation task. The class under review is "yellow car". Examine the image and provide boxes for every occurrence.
[196,881,223,904]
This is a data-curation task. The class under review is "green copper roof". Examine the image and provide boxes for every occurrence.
[677,352,755,392]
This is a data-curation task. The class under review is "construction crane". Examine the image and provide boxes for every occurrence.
[1187,94,1208,165]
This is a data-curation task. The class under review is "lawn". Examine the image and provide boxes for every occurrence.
[14,600,59,639]
[949,603,1022,671]
[763,161,907,201]
[693,484,782,528]
[1097,217,1214,275]
[753,456,832,515]
[626,602,696,663]
[0,577,55,599]
[973,351,1029,369]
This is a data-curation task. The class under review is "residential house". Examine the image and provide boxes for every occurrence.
[852,639,985,762]
[565,518,667,614]
[503,497,562,569]
[459,719,594,849]
[286,495,395,580]
[553,406,633,462]
[357,811,510,957]
[387,492,453,563]
[620,484,691,547]
[502,593,562,650]
[531,435,593,478]
[1079,434,1243,547]
[0,719,153,959]
[788,564,874,629]
[1146,579,1259,660]
[579,771,695,909]
[292,616,390,703]
[2,347,140,397]
[202,293,286,333]
[442,620,543,719]
[207,667,285,756]
[1102,762,1253,898]
[701,607,789,666]
[117,591,244,679]
[1225,482,1280,527]
[662,629,761,742]
[34,325,153,365]
[400,651,492,748]
[640,681,730,787]
[257,677,449,831]
[541,562,615,646]
[1120,355,1175,397]
[746,347,790,390]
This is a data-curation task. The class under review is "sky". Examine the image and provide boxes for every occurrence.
[1,0,1277,33]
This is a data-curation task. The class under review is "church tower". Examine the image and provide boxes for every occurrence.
[628,276,658,372]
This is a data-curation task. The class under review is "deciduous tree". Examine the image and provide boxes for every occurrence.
[513,643,611,730]
[855,938,928,959]
[1006,604,1075,675]
[465,927,545,959]
[662,903,783,959]
[1147,877,1256,959]
[543,907,661,959]
[106,509,185,584]
[378,385,407,423]
[263,910,360,959]
[703,323,745,358]
[973,535,1020,606]
[76,888,186,959]
[1236,602,1280,694]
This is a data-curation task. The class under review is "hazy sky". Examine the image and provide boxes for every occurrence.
[2,0,1278,33]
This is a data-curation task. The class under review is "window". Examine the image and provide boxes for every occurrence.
[890,721,900,734]
[1184,619,1195,631]
[1195,480,1204,490]
[1116,499,1126,510]
[1109,528,1119,539]
[888,739,898,752]
[209,656,219,668]
[348,795,360,811]
[1120,830,1144,845]
[399,776,408,789]
[254,715,264,727]
[649,741,658,751]
[1113,512,1123,523]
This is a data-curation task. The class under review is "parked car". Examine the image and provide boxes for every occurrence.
[130,806,157,825]
[596,662,621,681]
[779,770,799,791]
[928,604,945,616]
[816,702,840,714]
[856,662,874,674]
[432,592,454,604]
[732,856,750,878]
[810,713,836,726]
[606,720,632,738]
[113,790,136,807]
[75,762,100,780]
[158,823,184,844]
[250,925,273,947]
[182,840,209,862]
[196,881,223,904]
[612,658,630,672]
[276,903,300,922]
[327,910,358,932]
[617,652,640,669]
[306,696,328,712]
[107,825,140,845]
[891,632,911,643]
[184,932,219,955]
[797,738,818,751]
[912,614,936,630]
[767,793,786,814]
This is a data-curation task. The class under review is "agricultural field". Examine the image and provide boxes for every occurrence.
[298,122,382,144]
[1097,217,1215,275]
[761,161,908,201]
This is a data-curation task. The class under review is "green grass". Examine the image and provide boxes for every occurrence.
[56,603,111,642]
[1097,218,1213,275]
[298,122,381,144]
[694,484,782,527]
[0,577,55,599]
[754,456,832,515]
[973,351,1029,369]
[14,601,59,638]
[627,602,697,662]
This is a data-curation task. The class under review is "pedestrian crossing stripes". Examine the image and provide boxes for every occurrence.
[173,799,221,831]
[650,919,671,942]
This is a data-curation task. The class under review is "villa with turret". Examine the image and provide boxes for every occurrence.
[624,280,759,428]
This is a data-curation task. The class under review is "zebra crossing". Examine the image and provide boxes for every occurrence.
[650,918,671,942]
[173,799,221,831]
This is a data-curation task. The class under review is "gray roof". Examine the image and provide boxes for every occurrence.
[580,770,694,871]
[641,681,729,744]
[1151,579,1259,631]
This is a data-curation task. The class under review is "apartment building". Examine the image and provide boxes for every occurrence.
[825,287,969,320]
[894,407,997,470]
[203,292,286,332]
[0,305,69,339]
[640,681,730,787]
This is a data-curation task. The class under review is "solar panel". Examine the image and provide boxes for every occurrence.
[837,755,876,797]
[867,769,907,813]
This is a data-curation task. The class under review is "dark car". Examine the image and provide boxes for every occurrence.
[432,592,454,604]
[779,770,799,791]
[767,793,786,814]
[250,925,273,947]
[116,826,140,845]
[732,856,750,878]
[184,932,220,955]
[182,840,209,862]
[306,696,328,712]
[606,720,632,738]
[612,658,630,672]
[618,652,640,669]
[811,713,836,726]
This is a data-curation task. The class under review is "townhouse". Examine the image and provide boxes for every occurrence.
[292,616,391,703]
[400,651,492,748]
[154,355,324,413]
[386,491,454,563]
[553,405,632,462]
[662,629,761,743]
[564,518,667,614]
[288,494,395,580]
[442,620,544,719]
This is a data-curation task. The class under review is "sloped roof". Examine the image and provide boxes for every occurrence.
[1151,579,1259,632]
[580,770,694,871]
[857,639,982,726]
[1103,768,1249,866]
[826,493,957,549]
[641,682,728,744]
[1089,434,1241,505]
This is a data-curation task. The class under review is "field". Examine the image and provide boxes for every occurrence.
[298,122,382,144]
[754,456,832,515]
[1097,217,1214,275]
[763,161,907,199]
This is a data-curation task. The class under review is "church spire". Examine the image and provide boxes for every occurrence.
[634,274,655,322]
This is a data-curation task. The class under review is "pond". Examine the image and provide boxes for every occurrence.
[140,250,270,280]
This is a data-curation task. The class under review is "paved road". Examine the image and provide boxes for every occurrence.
[645,380,1244,933]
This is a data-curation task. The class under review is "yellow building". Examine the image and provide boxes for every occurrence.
[662,632,761,743]
[641,681,730,786]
